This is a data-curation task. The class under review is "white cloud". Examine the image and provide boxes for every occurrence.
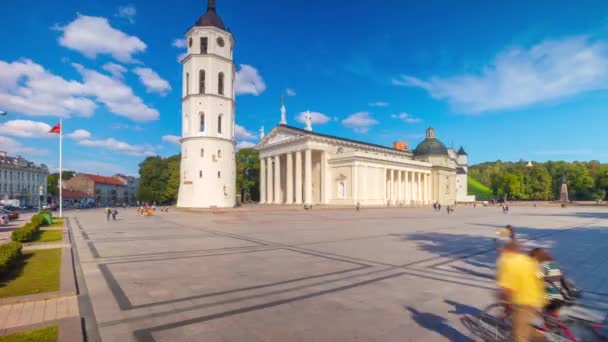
[73,63,159,121]
[390,112,421,123]
[116,4,137,24]
[0,136,46,156]
[78,137,155,156]
[133,67,171,95]
[394,36,608,113]
[172,39,187,48]
[235,124,256,140]
[0,59,97,118]
[162,135,181,145]
[369,101,389,107]
[66,129,92,140]
[112,123,143,131]
[286,88,296,96]
[235,64,266,96]
[102,62,127,79]
[342,112,379,133]
[296,111,331,125]
[0,120,53,138]
[236,141,256,150]
[56,15,146,63]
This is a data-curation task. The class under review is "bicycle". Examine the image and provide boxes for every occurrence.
[468,301,607,341]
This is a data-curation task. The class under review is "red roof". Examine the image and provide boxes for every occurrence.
[62,190,93,199]
[81,174,126,186]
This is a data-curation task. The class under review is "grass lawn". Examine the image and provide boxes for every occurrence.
[0,325,57,342]
[468,177,493,201]
[32,230,63,243]
[0,249,61,298]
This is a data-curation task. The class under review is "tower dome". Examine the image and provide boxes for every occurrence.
[194,0,226,30]
[413,127,449,157]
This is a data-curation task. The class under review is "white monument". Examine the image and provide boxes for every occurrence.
[177,0,236,208]
[280,96,287,125]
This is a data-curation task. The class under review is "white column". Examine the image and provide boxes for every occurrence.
[260,157,266,204]
[266,157,273,204]
[406,171,410,205]
[389,169,394,204]
[286,152,293,204]
[397,170,402,204]
[353,163,359,204]
[383,168,387,204]
[274,155,282,204]
[426,173,431,204]
[295,151,303,204]
[417,172,422,204]
[321,151,329,204]
[304,149,312,205]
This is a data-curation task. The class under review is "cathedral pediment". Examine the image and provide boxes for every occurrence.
[255,126,306,149]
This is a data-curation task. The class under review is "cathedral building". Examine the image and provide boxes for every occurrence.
[255,112,473,206]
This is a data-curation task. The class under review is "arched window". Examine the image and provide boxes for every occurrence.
[217,149,222,158]
[184,113,189,134]
[199,70,205,94]
[200,37,208,54]
[199,113,205,132]
[200,148,204,157]
[218,171,221,178]
[217,114,223,134]
[199,170,203,178]
[218,72,224,95]
[185,73,190,95]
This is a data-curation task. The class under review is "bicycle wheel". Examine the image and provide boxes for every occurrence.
[477,303,512,341]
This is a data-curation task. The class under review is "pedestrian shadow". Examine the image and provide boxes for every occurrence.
[405,306,474,341]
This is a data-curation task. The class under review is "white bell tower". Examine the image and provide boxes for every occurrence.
[177,0,236,208]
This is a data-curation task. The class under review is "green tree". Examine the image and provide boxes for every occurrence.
[46,171,76,197]
[164,155,181,203]
[137,156,168,203]
[236,148,260,202]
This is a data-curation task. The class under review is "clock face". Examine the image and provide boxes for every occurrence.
[217,37,225,47]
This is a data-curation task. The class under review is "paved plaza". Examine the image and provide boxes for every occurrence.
[69,206,608,341]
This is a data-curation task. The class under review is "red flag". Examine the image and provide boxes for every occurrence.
[49,123,61,134]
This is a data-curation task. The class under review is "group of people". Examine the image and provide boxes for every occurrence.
[432,202,455,214]
[136,204,155,216]
[502,204,510,214]
[104,207,118,221]
[495,225,578,341]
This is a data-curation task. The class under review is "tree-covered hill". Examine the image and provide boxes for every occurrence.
[468,160,608,201]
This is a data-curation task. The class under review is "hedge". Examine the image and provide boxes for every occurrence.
[11,211,53,242]
[0,241,22,276]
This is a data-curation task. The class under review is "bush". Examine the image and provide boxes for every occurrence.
[11,223,39,242]
[0,241,22,276]
[10,210,54,242]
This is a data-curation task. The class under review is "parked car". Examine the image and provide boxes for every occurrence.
[0,208,18,220]
[0,214,9,225]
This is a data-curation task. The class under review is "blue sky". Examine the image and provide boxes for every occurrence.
[2,0,608,175]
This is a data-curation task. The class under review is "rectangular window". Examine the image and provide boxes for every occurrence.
[200,149,204,157]
[199,170,203,178]
[200,37,208,54]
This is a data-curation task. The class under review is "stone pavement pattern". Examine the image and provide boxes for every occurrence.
[0,296,79,333]
[70,206,608,341]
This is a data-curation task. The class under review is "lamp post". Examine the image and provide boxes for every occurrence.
[38,185,43,212]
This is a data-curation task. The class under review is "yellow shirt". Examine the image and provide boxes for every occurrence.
[497,252,546,308]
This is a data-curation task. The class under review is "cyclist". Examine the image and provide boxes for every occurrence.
[529,248,566,316]
[497,240,546,342]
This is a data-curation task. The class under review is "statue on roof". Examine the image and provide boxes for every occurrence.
[304,111,313,131]
[280,96,287,125]
[259,126,265,139]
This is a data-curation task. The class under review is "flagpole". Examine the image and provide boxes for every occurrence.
[59,116,63,218]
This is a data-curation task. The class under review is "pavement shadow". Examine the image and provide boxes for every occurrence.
[405,306,474,341]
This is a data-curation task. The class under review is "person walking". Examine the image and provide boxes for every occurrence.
[105,207,111,221]
[112,209,118,221]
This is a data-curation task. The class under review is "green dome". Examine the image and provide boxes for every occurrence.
[413,127,449,157]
